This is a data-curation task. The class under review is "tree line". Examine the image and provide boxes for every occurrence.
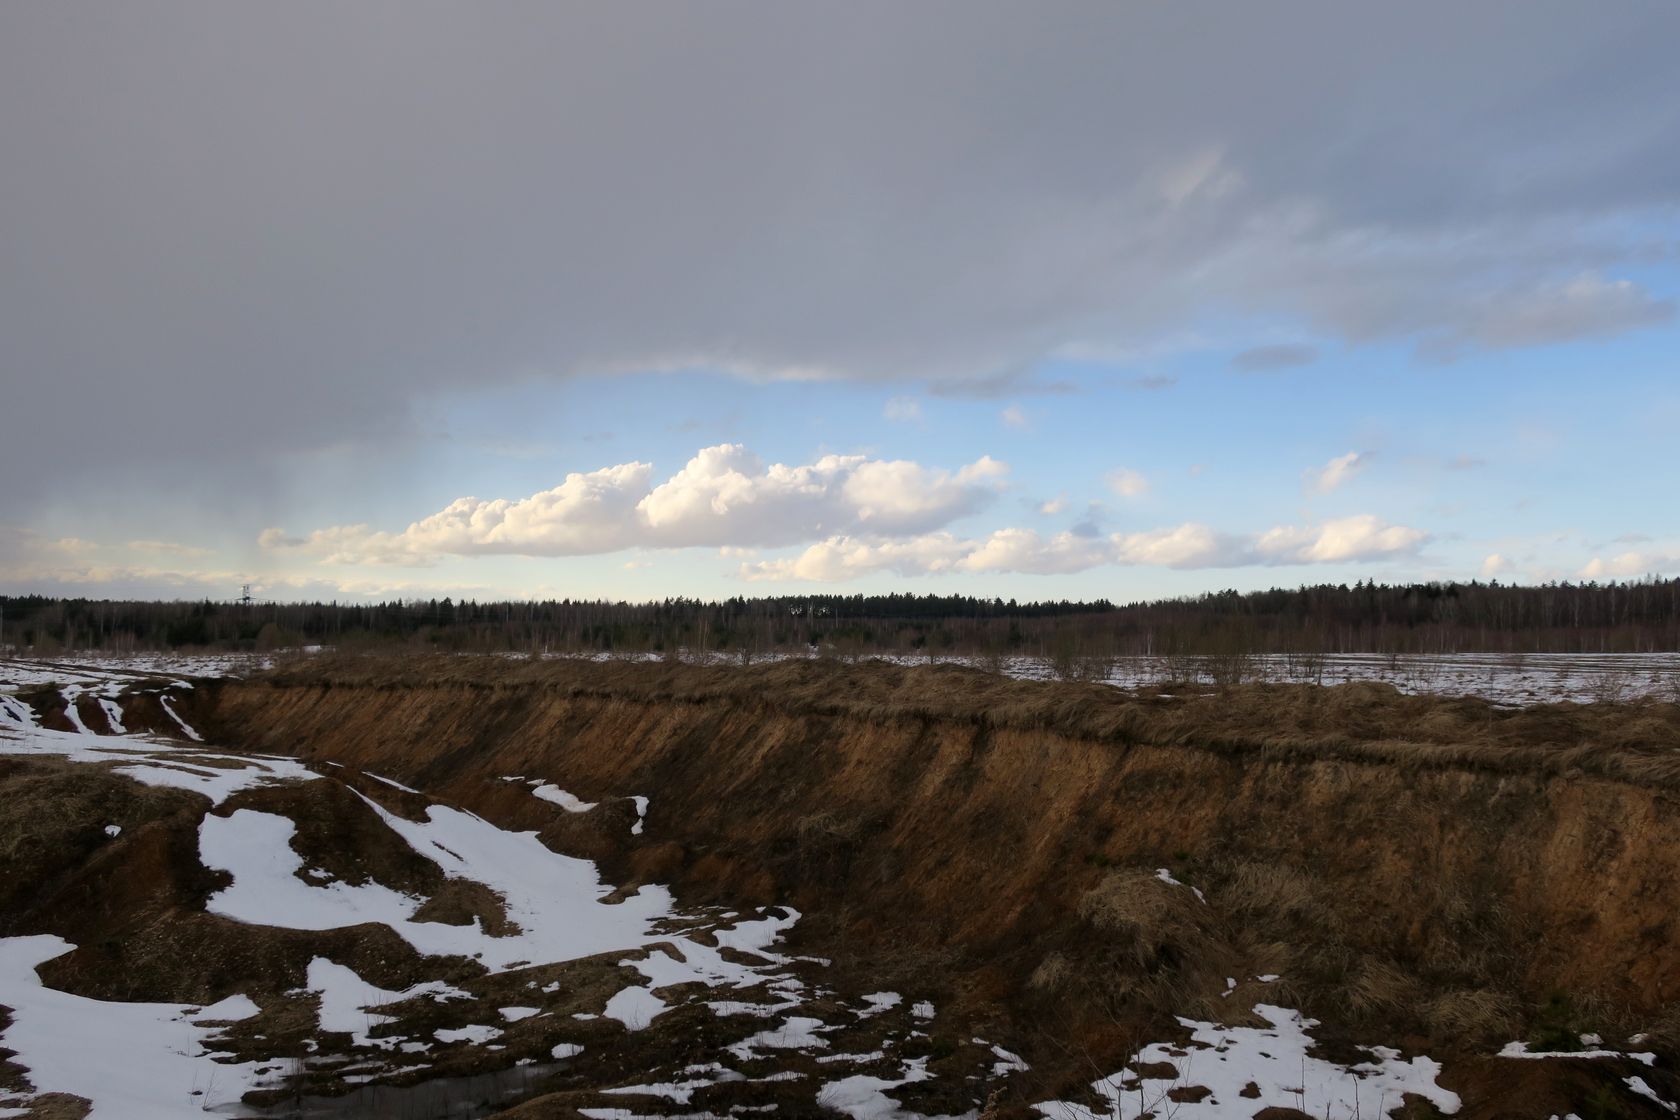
[3,578,1678,658]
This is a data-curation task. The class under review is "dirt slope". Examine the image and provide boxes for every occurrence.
[189,654,1680,1114]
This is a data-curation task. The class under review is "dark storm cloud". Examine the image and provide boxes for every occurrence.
[3,1,1677,508]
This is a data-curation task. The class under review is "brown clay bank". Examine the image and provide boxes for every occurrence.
[196,654,1680,1114]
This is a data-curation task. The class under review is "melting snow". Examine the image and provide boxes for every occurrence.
[1033,1004,1459,1120]
[203,797,675,971]
[533,784,598,812]
[59,697,88,733]
[364,771,421,794]
[0,934,279,1119]
[1629,1077,1679,1114]
[729,1016,828,1060]
[157,696,203,741]
[819,1057,948,1120]
[605,985,669,1030]
[0,705,319,804]
[97,698,126,734]
[306,958,404,1049]
[1499,1040,1656,1064]
[435,1024,504,1045]
[1154,867,1207,903]
[603,1070,746,1103]
[858,992,902,1017]
[990,1044,1028,1075]
[196,993,260,1022]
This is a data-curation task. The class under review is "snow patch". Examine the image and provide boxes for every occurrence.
[1033,1004,1459,1120]
[1628,1076,1678,1114]
[0,934,279,1119]
[605,986,668,1031]
[533,784,598,812]
[1154,867,1206,903]
[434,1024,504,1045]
[306,958,403,1049]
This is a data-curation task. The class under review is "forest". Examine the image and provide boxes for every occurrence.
[4,577,1679,658]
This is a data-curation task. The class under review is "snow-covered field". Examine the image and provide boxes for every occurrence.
[855,650,1680,706]
[553,647,1680,706]
[11,645,1680,707]
[0,651,265,686]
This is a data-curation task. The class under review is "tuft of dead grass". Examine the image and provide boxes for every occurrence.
[1214,861,1324,926]
[1422,989,1521,1046]
[1347,959,1425,1016]
[1077,869,1210,969]
[1028,951,1074,993]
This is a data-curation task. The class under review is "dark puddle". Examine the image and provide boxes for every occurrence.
[228,1061,565,1119]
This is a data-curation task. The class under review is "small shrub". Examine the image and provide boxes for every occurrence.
[1205,651,1255,686]
[1029,951,1074,993]
[1529,992,1585,1052]
[1580,1085,1630,1120]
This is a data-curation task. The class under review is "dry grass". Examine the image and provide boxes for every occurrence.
[1422,989,1521,1046]
[1214,861,1325,925]
[240,653,1680,789]
[1347,959,1425,1016]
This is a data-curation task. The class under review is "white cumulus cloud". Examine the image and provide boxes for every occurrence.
[1254,515,1426,564]
[1579,551,1680,580]
[1480,553,1516,578]
[266,445,1009,564]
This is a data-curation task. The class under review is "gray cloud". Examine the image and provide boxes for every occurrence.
[923,371,1079,400]
[3,2,1678,509]
[1231,344,1319,372]
[1422,272,1675,358]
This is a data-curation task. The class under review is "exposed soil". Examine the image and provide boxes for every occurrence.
[8,654,1680,1117]
[176,653,1680,1116]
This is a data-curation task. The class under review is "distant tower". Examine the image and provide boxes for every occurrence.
[239,583,254,607]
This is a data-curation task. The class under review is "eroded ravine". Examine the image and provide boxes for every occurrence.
[0,663,1023,1119]
[6,654,1680,1117]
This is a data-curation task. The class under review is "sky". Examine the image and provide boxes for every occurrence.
[2,1,1678,605]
